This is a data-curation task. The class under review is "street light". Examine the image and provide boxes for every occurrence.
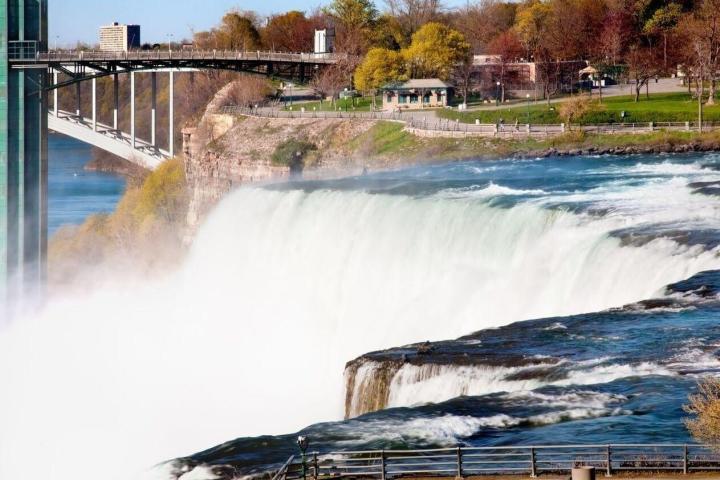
[526,93,531,124]
[496,81,501,106]
[297,436,309,480]
[166,33,174,52]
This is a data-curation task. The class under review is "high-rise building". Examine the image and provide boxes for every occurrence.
[1,0,49,306]
[99,22,141,52]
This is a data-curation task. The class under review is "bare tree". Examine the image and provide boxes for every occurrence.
[681,0,720,106]
[310,63,352,107]
[452,55,477,106]
[487,30,523,102]
[626,44,661,102]
[386,0,442,41]
[535,52,562,106]
[224,76,273,107]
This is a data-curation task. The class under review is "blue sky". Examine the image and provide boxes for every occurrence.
[49,0,325,45]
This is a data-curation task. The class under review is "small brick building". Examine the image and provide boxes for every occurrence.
[382,79,452,110]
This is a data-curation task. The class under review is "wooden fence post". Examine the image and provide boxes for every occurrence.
[313,453,318,480]
[683,444,688,475]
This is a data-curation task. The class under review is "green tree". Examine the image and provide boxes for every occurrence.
[325,0,378,29]
[325,0,378,54]
[370,14,407,49]
[403,22,471,80]
[643,2,683,71]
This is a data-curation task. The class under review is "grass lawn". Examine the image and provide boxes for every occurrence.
[437,92,720,124]
[283,96,381,112]
[347,121,419,156]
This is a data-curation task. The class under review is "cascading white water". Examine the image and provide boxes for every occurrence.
[0,185,718,480]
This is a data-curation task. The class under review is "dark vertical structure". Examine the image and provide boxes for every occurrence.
[0,0,48,308]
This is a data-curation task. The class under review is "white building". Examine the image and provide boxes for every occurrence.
[314,29,335,55]
[99,22,141,52]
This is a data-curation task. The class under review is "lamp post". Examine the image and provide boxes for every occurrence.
[167,33,174,52]
[297,436,309,480]
[526,93,531,124]
[496,81,501,107]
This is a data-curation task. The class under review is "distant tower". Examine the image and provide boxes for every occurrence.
[0,0,49,306]
[314,29,335,54]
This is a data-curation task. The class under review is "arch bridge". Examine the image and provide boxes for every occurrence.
[11,48,343,170]
[2,31,342,307]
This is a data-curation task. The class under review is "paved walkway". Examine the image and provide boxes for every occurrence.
[274,78,690,125]
[405,475,720,480]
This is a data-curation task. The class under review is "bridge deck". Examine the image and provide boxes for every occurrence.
[9,50,346,87]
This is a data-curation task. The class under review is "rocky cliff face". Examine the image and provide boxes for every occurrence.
[344,359,405,419]
[182,82,385,230]
[343,341,564,419]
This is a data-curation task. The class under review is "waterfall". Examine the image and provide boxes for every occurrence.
[0,185,718,480]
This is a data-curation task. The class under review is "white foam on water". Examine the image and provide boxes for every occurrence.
[441,182,548,198]
[378,361,672,411]
[338,404,631,446]
[0,174,718,480]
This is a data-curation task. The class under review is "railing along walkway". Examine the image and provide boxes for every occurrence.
[274,444,720,479]
[223,106,720,139]
[11,49,345,64]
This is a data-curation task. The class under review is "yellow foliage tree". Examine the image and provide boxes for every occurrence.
[354,48,407,100]
[515,0,552,56]
[49,158,190,287]
[403,22,471,80]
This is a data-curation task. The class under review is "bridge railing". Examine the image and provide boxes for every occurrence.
[30,50,347,64]
[275,444,720,480]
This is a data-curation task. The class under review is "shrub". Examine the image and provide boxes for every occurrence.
[271,138,317,172]
[49,157,190,288]
[558,95,602,126]
[685,378,720,447]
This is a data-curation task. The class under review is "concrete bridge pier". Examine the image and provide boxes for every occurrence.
[169,70,175,157]
[113,73,119,131]
[92,78,97,131]
[75,81,81,117]
[151,72,157,147]
[53,71,58,117]
[131,72,136,148]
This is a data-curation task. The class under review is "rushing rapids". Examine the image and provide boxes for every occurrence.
[2,153,720,480]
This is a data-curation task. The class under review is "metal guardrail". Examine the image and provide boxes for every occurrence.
[222,106,720,138]
[221,106,406,121]
[275,444,720,479]
[11,50,346,64]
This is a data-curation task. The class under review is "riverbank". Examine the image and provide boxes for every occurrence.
[182,110,720,233]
